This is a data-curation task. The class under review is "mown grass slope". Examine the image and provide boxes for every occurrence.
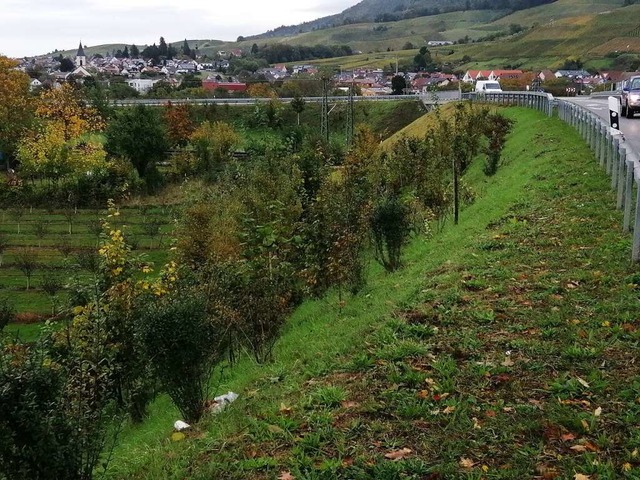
[104,107,640,479]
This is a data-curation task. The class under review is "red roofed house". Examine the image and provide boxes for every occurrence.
[462,70,492,83]
[489,70,523,81]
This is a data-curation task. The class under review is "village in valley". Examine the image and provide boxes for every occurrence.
[16,40,637,98]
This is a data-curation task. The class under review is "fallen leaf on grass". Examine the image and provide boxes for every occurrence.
[417,390,429,399]
[581,419,590,431]
[385,448,412,461]
[536,464,559,479]
[594,407,602,417]
[279,403,292,414]
[623,463,632,472]
[443,406,456,414]
[574,474,590,480]
[278,471,295,480]
[459,457,475,468]
[570,445,587,452]
[576,377,590,388]
[501,356,515,367]
[171,432,185,442]
[341,401,359,409]
[560,433,576,442]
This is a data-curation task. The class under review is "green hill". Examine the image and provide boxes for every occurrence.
[103,107,640,479]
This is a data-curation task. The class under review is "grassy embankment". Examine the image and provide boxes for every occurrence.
[105,106,640,479]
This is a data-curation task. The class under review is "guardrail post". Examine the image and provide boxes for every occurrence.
[611,137,620,189]
[617,146,627,210]
[633,181,640,262]
[624,157,634,232]
[599,123,607,167]
[587,115,593,148]
[606,134,613,174]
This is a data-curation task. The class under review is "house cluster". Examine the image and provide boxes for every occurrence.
[333,68,460,95]
[17,43,242,94]
[461,68,636,90]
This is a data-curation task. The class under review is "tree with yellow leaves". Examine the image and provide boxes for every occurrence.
[17,123,107,182]
[35,83,105,141]
[0,56,33,162]
[17,83,107,181]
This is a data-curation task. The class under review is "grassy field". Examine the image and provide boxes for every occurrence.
[0,205,173,338]
[100,106,640,479]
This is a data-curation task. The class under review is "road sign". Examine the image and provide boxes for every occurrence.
[609,96,621,130]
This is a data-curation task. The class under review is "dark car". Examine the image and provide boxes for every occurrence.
[621,76,640,119]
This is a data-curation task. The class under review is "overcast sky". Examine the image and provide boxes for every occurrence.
[0,0,356,58]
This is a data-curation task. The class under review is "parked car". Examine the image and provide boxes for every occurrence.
[475,80,502,94]
[621,76,640,119]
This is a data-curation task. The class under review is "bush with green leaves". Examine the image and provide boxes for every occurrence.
[483,112,514,176]
[0,325,118,480]
[370,192,413,272]
[138,289,227,423]
[0,298,15,331]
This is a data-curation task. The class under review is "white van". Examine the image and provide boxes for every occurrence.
[475,80,503,93]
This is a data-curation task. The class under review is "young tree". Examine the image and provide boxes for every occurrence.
[0,56,33,162]
[391,75,407,95]
[15,248,38,290]
[370,191,413,272]
[9,206,24,235]
[0,233,7,267]
[130,44,140,58]
[290,94,306,126]
[32,219,49,247]
[35,83,105,141]
[163,103,194,147]
[41,275,62,315]
[139,290,227,423]
[482,111,514,176]
[105,105,169,178]
[189,121,239,176]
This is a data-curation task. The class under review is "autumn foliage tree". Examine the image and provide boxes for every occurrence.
[163,102,194,147]
[0,56,34,162]
[35,83,105,141]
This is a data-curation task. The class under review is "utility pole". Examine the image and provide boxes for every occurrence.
[346,81,354,146]
[321,77,329,143]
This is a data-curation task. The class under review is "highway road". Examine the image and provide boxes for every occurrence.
[563,96,640,156]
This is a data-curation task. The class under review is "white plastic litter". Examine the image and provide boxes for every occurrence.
[210,391,239,413]
[174,420,191,431]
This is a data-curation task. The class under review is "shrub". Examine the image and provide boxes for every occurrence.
[370,192,413,272]
[0,298,15,331]
[0,328,117,480]
[138,290,227,423]
[483,112,514,176]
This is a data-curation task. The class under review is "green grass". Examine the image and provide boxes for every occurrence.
[102,106,640,479]
[0,206,173,319]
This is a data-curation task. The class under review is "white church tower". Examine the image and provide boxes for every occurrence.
[75,42,86,67]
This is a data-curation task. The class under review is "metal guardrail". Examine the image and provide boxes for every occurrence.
[111,94,418,107]
[462,91,640,263]
[110,92,461,107]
